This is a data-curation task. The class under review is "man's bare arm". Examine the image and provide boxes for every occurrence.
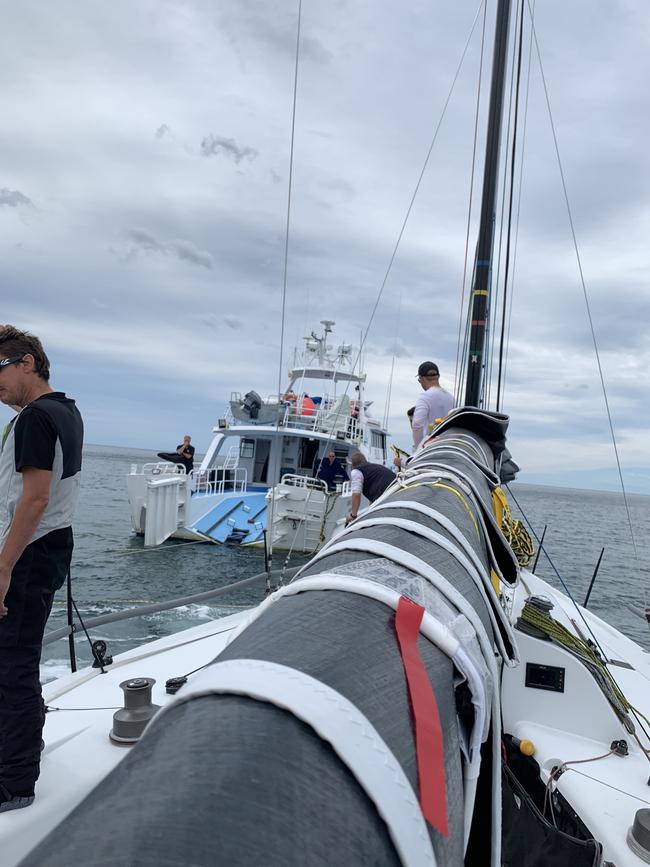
[0,467,51,615]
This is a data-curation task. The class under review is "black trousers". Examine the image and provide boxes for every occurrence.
[0,527,72,794]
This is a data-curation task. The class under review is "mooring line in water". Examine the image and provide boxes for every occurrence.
[88,538,218,558]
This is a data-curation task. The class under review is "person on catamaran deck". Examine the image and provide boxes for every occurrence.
[314,450,348,491]
[345,452,395,526]
[156,435,194,473]
[175,436,195,473]
[412,361,454,448]
[0,325,83,814]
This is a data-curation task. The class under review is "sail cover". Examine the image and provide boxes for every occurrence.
[20,409,518,867]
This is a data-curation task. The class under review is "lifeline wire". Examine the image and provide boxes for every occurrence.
[511,487,650,747]
[526,0,639,565]
[505,484,608,661]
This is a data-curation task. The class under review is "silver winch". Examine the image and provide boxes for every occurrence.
[628,808,650,863]
[109,677,160,745]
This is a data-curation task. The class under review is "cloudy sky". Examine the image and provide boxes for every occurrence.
[1,0,648,493]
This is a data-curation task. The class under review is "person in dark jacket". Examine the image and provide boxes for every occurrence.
[314,450,348,491]
[0,325,83,813]
[345,452,394,525]
[175,436,195,473]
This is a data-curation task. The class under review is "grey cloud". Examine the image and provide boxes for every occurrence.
[200,135,258,163]
[124,228,214,270]
[169,239,214,269]
[223,315,242,330]
[0,187,33,208]
[127,228,158,251]
[155,124,171,139]
[218,3,332,65]
[321,176,356,201]
[384,339,409,358]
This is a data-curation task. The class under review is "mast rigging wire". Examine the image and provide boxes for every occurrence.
[276,0,303,409]
[348,0,486,396]
[454,0,488,405]
[494,0,526,411]
[268,0,303,566]
[273,4,486,574]
[486,0,521,409]
[501,0,536,403]
[526,0,640,564]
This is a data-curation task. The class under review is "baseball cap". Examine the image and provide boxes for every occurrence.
[417,361,439,377]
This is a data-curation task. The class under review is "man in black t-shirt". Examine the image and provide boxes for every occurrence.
[0,326,83,813]
[176,435,195,473]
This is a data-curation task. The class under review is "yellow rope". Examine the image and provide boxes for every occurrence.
[491,486,534,567]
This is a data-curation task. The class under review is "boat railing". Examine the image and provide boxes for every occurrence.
[191,465,248,495]
[282,407,361,440]
[278,474,329,493]
[135,462,186,477]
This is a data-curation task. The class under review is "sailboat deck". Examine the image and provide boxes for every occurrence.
[1,613,246,867]
[506,570,650,865]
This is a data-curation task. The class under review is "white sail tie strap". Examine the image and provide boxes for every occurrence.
[404,460,498,494]
[369,500,509,595]
[423,433,491,464]
[388,468,518,584]
[339,516,515,663]
[224,574,487,763]
[150,659,437,867]
[297,538,503,867]
[408,447,500,486]
[195,572,488,852]
[301,538,499,685]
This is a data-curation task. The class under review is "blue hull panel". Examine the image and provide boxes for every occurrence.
[189,493,268,545]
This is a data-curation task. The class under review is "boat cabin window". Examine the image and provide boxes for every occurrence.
[212,435,271,485]
[299,438,320,473]
[240,439,255,459]
[370,430,387,460]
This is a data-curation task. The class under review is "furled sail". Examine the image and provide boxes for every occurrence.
[20,409,521,867]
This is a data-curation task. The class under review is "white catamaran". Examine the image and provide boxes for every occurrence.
[126,319,390,550]
[2,2,649,866]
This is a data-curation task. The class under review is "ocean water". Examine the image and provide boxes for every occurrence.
[41,444,650,682]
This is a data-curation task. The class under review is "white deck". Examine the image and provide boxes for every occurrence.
[1,612,246,867]
[3,569,650,865]
[505,570,650,866]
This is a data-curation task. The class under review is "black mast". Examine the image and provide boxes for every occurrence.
[464,0,513,407]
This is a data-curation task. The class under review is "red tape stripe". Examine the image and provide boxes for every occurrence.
[395,595,449,837]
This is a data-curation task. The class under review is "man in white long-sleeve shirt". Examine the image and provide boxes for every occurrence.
[412,361,454,448]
